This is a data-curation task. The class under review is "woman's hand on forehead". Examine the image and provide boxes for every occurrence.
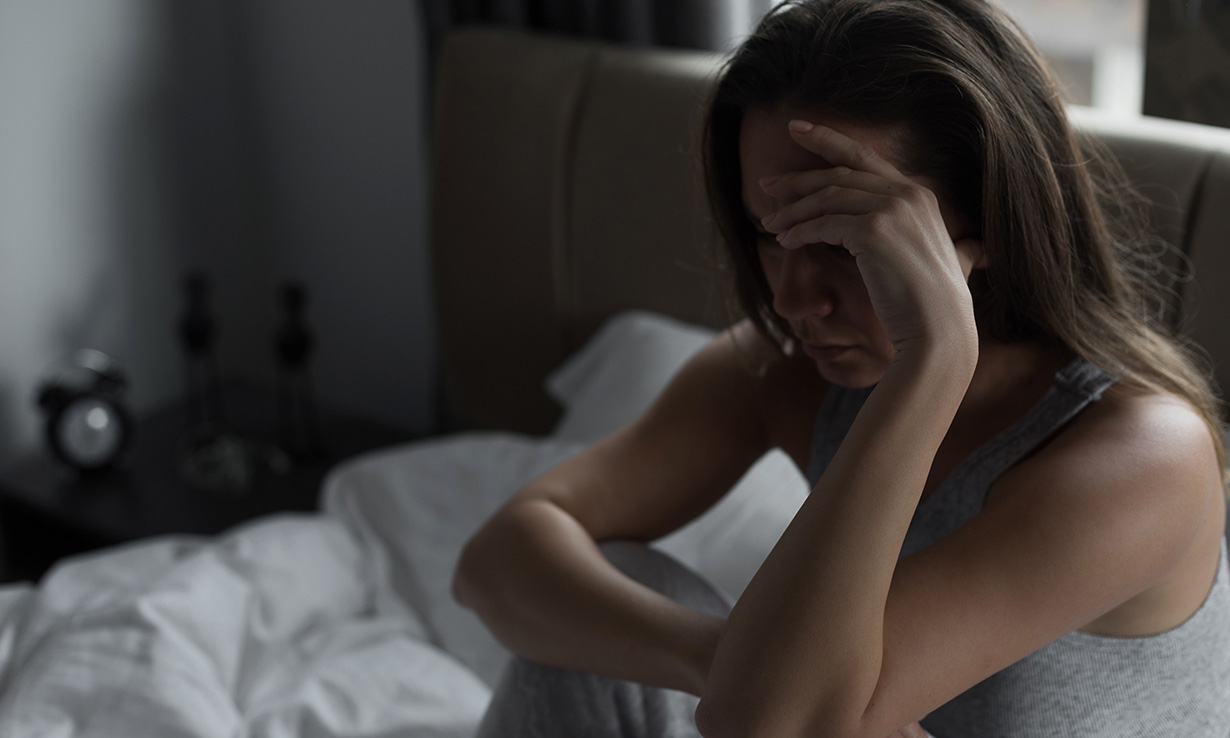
[757,118,982,353]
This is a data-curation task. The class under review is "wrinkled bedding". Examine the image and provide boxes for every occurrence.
[0,432,806,736]
[0,514,490,737]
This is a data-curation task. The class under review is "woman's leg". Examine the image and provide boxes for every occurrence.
[475,541,732,738]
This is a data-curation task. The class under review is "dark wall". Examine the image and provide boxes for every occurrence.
[0,0,435,467]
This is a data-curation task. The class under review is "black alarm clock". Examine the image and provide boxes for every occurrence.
[36,349,133,472]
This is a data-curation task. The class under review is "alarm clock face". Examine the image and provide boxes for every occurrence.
[54,395,126,469]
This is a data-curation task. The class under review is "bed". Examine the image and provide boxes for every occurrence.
[1,26,1229,736]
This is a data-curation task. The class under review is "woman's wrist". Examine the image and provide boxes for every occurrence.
[891,328,979,391]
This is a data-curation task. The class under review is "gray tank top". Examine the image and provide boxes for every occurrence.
[806,358,1230,737]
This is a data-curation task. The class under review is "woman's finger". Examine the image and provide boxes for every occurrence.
[776,212,863,250]
[787,119,907,181]
[759,166,897,201]
[761,185,893,238]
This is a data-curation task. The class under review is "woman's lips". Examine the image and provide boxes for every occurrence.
[800,342,854,362]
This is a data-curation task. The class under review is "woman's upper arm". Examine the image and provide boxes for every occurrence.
[515,322,790,543]
[854,393,1218,736]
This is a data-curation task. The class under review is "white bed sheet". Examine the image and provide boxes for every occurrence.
[0,432,807,737]
[0,514,489,737]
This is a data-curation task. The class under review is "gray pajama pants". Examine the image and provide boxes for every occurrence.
[475,542,734,738]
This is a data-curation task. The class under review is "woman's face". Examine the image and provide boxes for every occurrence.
[738,107,961,388]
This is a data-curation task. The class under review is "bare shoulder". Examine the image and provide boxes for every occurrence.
[706,319,799,378]
[712,320,827,470]
[997,379,1218,499]
[679,320,821,418]
[1045,380,1219,498]
[986,379,1225,632]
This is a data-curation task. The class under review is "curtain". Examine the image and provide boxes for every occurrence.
[421,0,774,56]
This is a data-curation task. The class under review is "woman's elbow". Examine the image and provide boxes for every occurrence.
[694,695,734,738]
[695,684,862,738]
[452,517,505,611]
[453,494,566,614]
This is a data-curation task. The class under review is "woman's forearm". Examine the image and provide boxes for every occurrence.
[454,496,723,695]
[698,341,976,738]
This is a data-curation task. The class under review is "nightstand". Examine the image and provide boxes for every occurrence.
[0,383,419,583]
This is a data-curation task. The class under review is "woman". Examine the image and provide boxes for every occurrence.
[453,1,1230,736]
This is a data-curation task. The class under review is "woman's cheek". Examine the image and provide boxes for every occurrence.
[757,242,783,284]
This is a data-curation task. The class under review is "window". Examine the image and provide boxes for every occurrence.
[989,0,1145,115]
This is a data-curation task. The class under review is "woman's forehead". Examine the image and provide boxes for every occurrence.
[737,107,907,219]
[738,107,906,175]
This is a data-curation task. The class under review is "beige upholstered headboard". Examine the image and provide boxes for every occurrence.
[431,27,1230,436]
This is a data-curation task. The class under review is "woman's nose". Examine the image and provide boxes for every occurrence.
[771,246,836,321]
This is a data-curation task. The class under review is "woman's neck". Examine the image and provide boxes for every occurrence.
[954,337,1072,434]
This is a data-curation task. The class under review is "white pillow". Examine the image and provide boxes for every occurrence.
[546,311,716,442]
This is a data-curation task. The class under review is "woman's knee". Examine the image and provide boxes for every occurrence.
[598,541,731,617]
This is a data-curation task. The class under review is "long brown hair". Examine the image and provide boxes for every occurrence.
[703,0,1227,478]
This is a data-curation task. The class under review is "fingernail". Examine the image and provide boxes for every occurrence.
[759,174,780,188]
[788,119,814,133]
[761,213,778,230]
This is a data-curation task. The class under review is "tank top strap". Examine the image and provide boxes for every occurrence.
[964,357,1120,480]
